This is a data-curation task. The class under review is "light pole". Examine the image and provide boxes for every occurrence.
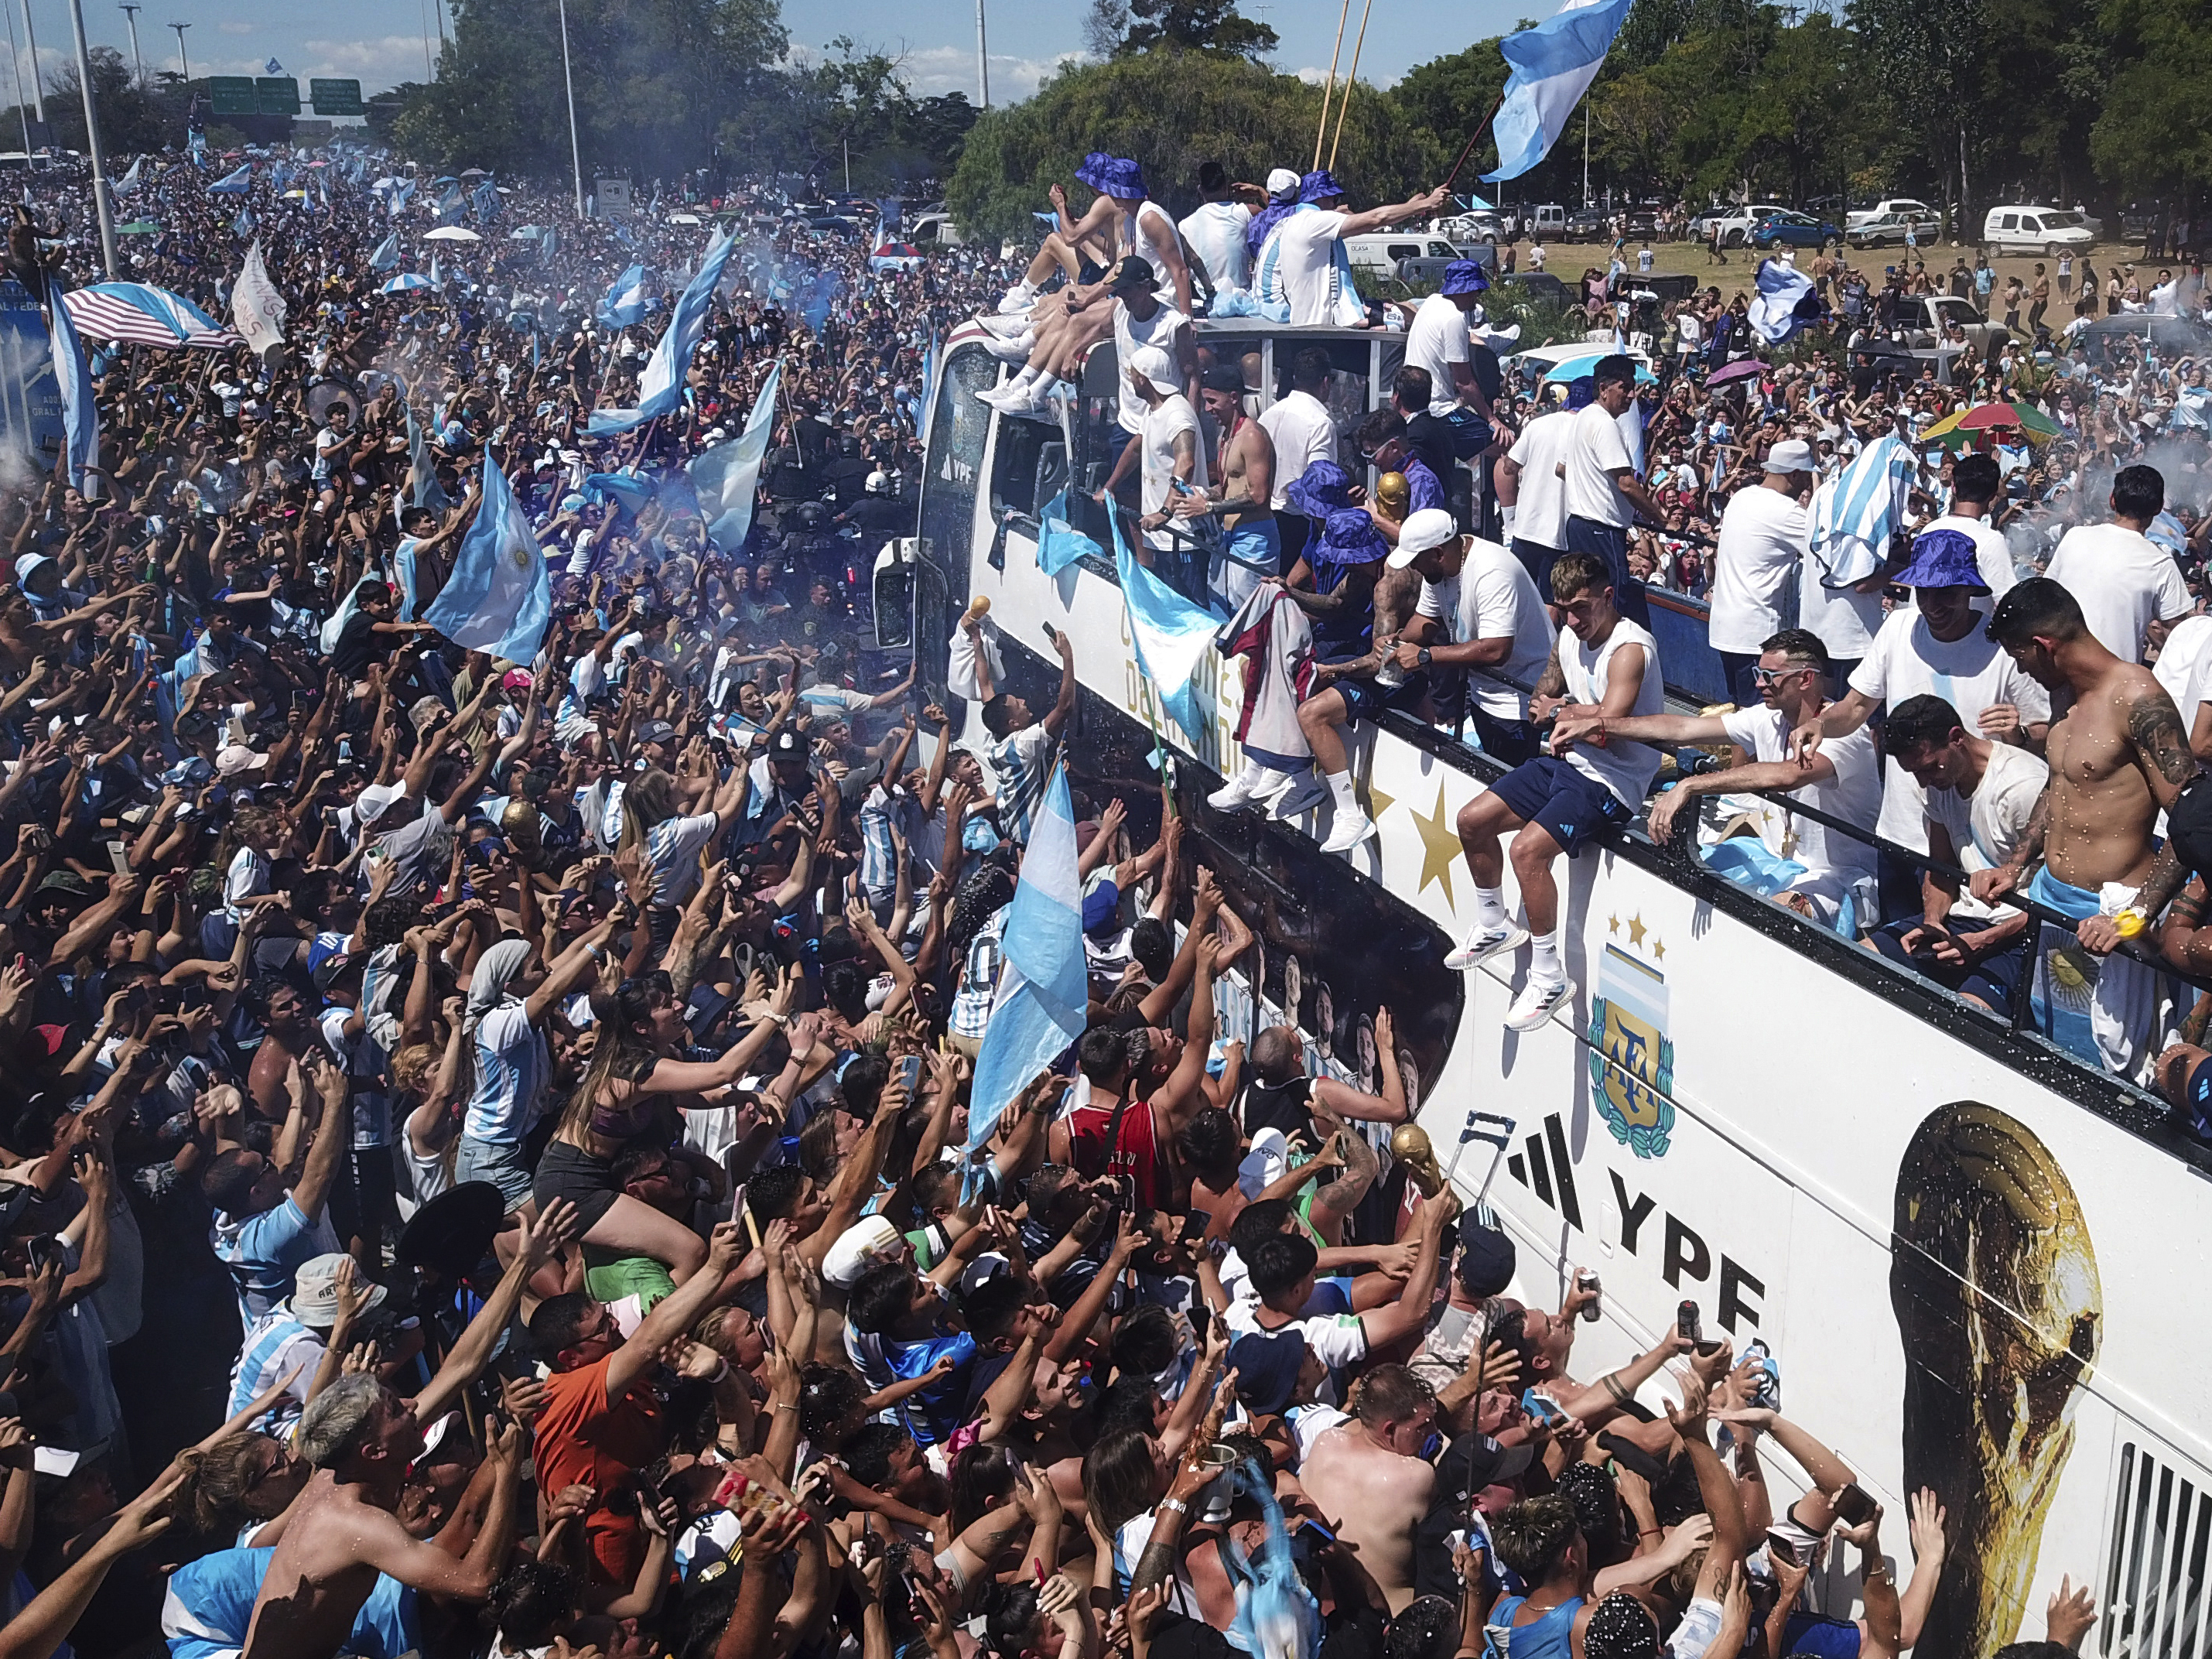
[166,18,186,84]
[556,0,582,218]
[1,0,30,151]
[117,2,139,81]
[20,0,43,125]
[974,0,986,108]
[64,0,114,274]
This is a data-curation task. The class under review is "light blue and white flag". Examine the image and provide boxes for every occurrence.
[1748,257,1822,344]
[1808,431,1913,590]
[111,156,142,196]
[428,255,443,289]
[434,183,463,221]
[388,177,415,217]
[966,761,1086,1162]
[918,334,939,447]
[423,457,550,663]
[589,228,735,434]
[265,56,284,74]
[597,263,648,330]
[368,232,399,271]
[230,207,253,238]
[1482,0,1635,183]
[207,165,251,195]
[406,400,451,512]
[1109,507,1217,744]
[472,179,500,221]
[48,285,97,496]
[689,361,779,552]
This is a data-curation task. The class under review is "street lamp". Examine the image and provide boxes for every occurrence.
[20,0,43,124]
[556,0,582,217]
[64,0,115,275]
[118,2,140,81]
[166,19,186,83]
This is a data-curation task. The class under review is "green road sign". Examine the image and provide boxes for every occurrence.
[207,76,256,115]
[255,77,300,115]
[309,78,364,115]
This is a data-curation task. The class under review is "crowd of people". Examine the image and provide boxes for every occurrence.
[0,128,2151,1659]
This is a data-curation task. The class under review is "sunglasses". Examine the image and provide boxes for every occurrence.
[1749,665,1809,684]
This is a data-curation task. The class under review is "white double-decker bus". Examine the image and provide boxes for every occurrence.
[897,319,2212,1659]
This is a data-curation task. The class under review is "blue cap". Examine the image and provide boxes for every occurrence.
[1314,507,1390,568]
[1565,375,1596,410]
[1299,169,1345,204]
[1441,259,1490,296]
[1285,458,1355,520]
[1895,526,1989,593]
[163,757,213,787]
[1228,1330,1308,1415]
[1082,874,1120,934]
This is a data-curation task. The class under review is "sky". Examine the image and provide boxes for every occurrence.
[0,0,1543,110]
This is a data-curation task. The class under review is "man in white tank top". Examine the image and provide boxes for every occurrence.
[1444,552,1665,1030]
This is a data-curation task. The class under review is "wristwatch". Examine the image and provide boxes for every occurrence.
[1417,647,1433,669]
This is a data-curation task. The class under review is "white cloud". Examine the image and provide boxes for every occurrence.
[298,35,440,87]
[218,22,255,36]
[1294,65,1328,84]
[894,43,1082,101]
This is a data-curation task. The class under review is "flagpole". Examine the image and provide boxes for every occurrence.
[1312,0,1352,170]
[1441,90,1510,194]
[556,0,584,220]
[1327,0,1376,173]
[63,0,116,275]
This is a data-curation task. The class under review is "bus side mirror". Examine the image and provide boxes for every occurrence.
[874,538,918,649]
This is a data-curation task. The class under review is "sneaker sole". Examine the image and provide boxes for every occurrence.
[1444,925,1530,970]
[1269,785,1328,821]
[1506,977,1576,1031]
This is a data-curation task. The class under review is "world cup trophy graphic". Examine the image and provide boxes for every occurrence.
[1891,1102,2101,1656]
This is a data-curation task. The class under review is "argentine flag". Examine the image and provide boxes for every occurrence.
[423,457,550,664]
[47,285,98,497]
[967,762,1087,1161]
[368,232,399,272]
[1809,433,1913,590]
[1109,508,1218,744]
[1483,0,1635,183]
[1747,257,1822,344]
[689,361,779,552]
[588,228,736,434]
[597,263,648,331]
[207,165,251,195]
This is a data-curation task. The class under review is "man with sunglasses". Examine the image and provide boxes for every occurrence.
[1553,629,1880,929]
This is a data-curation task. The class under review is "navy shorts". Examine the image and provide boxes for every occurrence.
[1487,754,1632,853]
[1335,672,1430,724]
[1442,405,1496,459]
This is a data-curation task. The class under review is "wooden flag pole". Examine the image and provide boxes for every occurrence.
[1313,0,1355,170]
[1441,90,1511,193]
[1327,0,1379,172]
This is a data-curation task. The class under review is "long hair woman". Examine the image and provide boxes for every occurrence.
[531,965,796,1282]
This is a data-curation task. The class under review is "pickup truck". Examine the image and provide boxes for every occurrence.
[1708,202,1791,248]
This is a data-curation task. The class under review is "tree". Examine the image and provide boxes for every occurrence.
[1117,0,1278,60]
[947,53,1437,247]
[18,46,190,159]
[1390,41,1510,180]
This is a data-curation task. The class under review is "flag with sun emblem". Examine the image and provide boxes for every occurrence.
[423,457,550,665]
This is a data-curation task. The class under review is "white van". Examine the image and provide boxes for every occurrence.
[1343,233,1465,282]
[1981,204,2094,255]
[1527,204,1566,238]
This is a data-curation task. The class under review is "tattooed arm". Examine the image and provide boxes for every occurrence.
[2159,877,2212,977]
[2120,679,2203,931]
[1526,638,1570,724]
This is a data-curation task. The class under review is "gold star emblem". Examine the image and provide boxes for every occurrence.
[1407,780,1463,903]
[1652,937,1666,961]
[1367,783,1395,823]
[1608,913,1620,935]
[1626,914,1647,946]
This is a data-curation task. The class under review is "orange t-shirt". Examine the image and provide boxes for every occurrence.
[532,1353,665,1584]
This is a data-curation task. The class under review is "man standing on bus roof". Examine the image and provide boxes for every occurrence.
[1254,169,1449,328]
[1497,400,1574,594]
[1448,552,1664,1031]
[1259,346,1339,570]
[1406,260,1505,467]
[1971,576,2196,1073]
[979,623,1078,847]
[1171,363,1278,615]
[1558,355,1662,626]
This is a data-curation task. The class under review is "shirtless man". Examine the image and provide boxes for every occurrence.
[241,1375,525,1659]
[1174,364,1280,614]
[1972,577,2200,1072]
[1298,1363,1440,1612]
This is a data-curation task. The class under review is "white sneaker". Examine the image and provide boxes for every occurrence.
[997,283,1037,315]
[1008,381,1064,423]
[1320,809,1377,854]
[1255,769,1300,812]
[982,328,1035,364]
[1505,975,1575,1031]
[975,311,1031,337]
[1269,773,1328,821]
[1444,922,1530,970]
[1208,771,1270,812]
[976,379,1031,412]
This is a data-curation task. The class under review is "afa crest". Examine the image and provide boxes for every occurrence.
[1585,922,1676,1159]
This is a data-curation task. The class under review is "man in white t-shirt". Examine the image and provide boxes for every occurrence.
[1258,344,1340,566]
[1708,440,1815,703]
[1447,552,1664,1029]
[2043,463,2191,663]
[1178,161,1256,301]
[1868,693,2046,1011]
[1255,169,1447,327]
[1497,409,1573,590]
[1557,629,1880,930]
[1387,511,1553,765]
[1923,451,2017,607]
[1559,357,1663,625]
[1133,371,1209,561]
[1105,256,1196,440]
[1405,262,1503,465]
[1790,525,2052,921]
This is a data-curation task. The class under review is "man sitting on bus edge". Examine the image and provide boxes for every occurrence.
[1446,552,1664,1030]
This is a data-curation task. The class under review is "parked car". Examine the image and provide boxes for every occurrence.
[1563,208,1611,240]
[1846,209,1937,249]
[1525,204,1567,238]
[1344,233,1465,282]
[1892,294,2003,354]
[909,210,965,248]
[1708,202,1792,248]
[1847,197,1940,233]
[1750,210,1839,249]
[1981,204,2094,255]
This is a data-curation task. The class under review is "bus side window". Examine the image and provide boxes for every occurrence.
[988,414,1065,525]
